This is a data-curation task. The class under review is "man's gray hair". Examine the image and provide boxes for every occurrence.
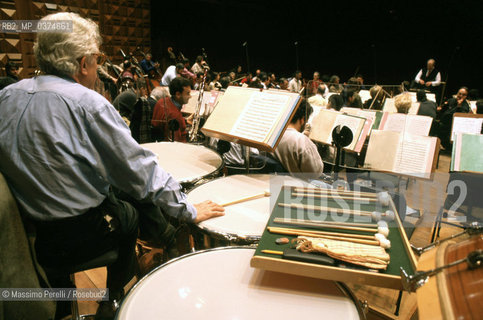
[150,86,169,100]
[34,12,101,77]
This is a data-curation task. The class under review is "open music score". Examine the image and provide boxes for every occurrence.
[340,107,385,132]
[379,113,433,137]
[364,130,440,179]
[309,109,368,152]
[451,113,483,141]
[451,133,483,173]
[181,90,224,116]
[201,87,300,152]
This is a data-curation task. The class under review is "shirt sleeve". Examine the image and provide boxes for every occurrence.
[299,137,324,179]
[415,69,422,82]
[432,72,441,86]
[87,105,197,221]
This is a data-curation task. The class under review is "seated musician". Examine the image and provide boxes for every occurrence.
[437,87,471,149]
[161,63,184,86]
[363,85,384,110]
[394,92,412,113]
[0,13,224,319]
[140,53,159,77]
[416,90,437,119]
[271,99,324,180]
[307,84,328,107]
[308,71,323,95]
[151,77,192,142]
[191,55,206,74]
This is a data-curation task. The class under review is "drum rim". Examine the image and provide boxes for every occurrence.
[141,141,225,185]
[116,246,365,319]
[187,174,274,242]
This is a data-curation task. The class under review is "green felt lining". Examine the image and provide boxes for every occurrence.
[254,187,415,276]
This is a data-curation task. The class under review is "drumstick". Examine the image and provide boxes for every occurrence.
[274,217,389,237]
[268,227,391,248]
[220,191,270,207]
[262,249,283,255]
[278,203,395,221]
[274,217,378,228]
[268,226,375,240]
[268,227,383,247]
[293,187,380,198]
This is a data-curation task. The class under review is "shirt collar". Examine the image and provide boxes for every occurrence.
[171,97,182,110]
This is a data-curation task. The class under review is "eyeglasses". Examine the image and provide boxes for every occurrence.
[93,52,106,65]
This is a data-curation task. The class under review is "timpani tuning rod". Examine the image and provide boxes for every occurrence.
[401,249,483,292]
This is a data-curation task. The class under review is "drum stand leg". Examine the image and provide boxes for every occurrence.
[394,290,403,316]
[244,146,250,174]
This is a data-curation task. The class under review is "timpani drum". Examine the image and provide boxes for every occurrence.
[416,235,483,320]
[141,142,223,189]
[116,247,364,319]
[187,174,307,245]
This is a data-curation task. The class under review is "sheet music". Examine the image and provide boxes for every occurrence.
[341,107,377,123]
[395,136,431,178]
[382,114,431,136]
[330,114,364,148]
[230,92,289,142]
[451,117,483,141]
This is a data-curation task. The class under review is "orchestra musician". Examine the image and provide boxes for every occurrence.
[0,13,224,319]
[161,63,184,86]
[437,87,471,149]
[140,53,160,77]
[151,76,192,142]
[288,70,303,93]
[270,98,324,180]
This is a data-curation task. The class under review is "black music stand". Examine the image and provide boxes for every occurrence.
[331,125,353,180]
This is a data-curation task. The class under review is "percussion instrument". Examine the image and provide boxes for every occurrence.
[416,235,482,319]
[141,142,223,189]
[186,174,308,245]
[117,247,364,319]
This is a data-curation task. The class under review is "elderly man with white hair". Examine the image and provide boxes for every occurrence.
[0,12,223,319]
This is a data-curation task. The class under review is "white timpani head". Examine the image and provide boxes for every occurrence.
[187,174,305,243]
[117,247,363,319]
[140,142,223,187]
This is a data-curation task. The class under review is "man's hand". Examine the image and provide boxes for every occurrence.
[425,81,432,87]
[419,80,425,85]
[193,200,225,223]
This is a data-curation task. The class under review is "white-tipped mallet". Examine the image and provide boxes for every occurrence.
[291,190,391,206]
[278,203,396,222]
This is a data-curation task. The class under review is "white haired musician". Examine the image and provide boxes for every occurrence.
[0,12,223,318]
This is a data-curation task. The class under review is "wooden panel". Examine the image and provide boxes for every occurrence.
[0,0,151,77]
